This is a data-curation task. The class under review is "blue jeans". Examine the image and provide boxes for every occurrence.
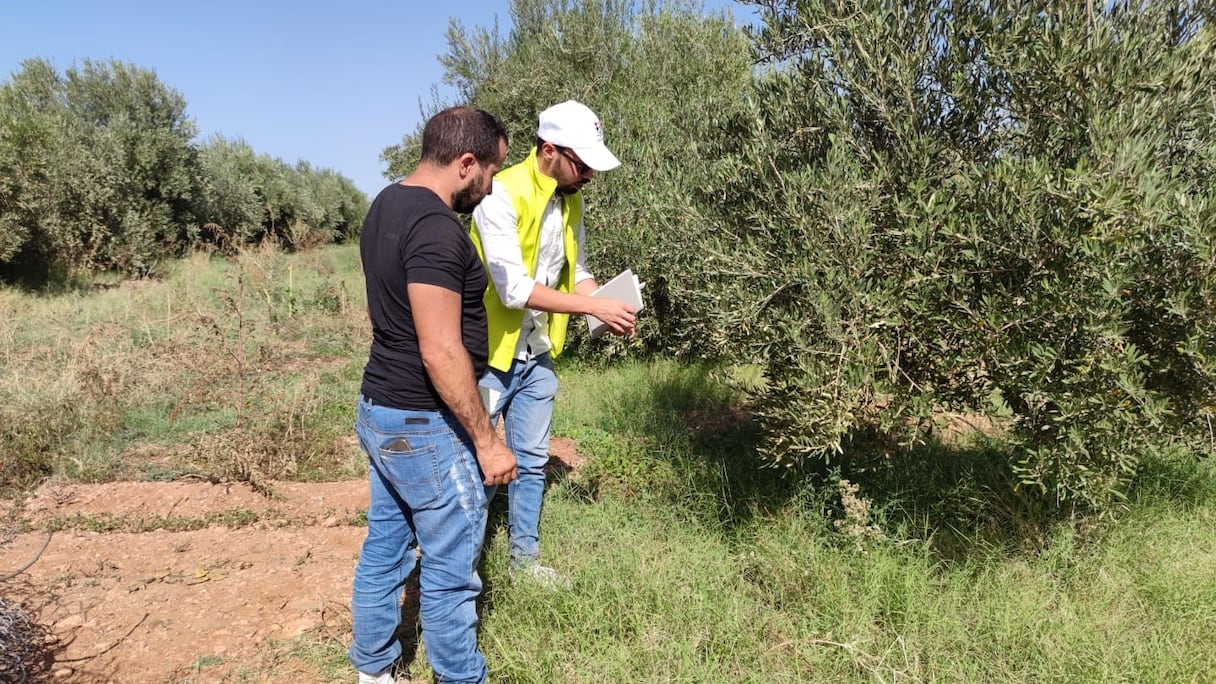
[349,395,490,684]
[479,353,559,565]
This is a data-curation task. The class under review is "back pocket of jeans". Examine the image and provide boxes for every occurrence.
[376,437,443,508]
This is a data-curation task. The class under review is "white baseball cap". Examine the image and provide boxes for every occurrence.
[537,100,621,172]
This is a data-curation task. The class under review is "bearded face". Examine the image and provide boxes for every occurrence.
[452,166,492,214]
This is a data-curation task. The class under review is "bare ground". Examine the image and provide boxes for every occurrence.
[0,438,583,683]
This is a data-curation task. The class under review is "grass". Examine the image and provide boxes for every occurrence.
[42,508,262,533]
[341,358,1213,683]
[3,244,1215,681]
[0,243,368,495]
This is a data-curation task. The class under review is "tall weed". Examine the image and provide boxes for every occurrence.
[0,243,368,494]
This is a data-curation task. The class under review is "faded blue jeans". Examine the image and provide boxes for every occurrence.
[479,353,559,566]
[349,394,490,684]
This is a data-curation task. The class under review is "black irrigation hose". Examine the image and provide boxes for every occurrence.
[0,531,53,583]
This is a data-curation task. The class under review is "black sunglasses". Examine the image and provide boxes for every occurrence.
[556,146,591,175]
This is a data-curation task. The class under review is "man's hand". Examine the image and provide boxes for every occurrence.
[525,280,638,337]
[477,436,518,486]
[588,297,636,337]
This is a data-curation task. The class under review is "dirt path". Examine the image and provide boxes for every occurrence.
[0,439,582,682]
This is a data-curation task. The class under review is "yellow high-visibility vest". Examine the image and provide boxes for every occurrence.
[470,147,583,372]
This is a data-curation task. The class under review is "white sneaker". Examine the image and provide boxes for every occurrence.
[509,562,572,590]
[357,670,395,684]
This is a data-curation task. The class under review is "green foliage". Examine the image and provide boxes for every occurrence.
[401,0,1216,513]
[0,59,368,284]
[5,254,1216,678]
[43,508,260,533]
[682,0,1216,513]
[383,0,754,355]
[194,136,367,252]
[0,58,199,278]
[193,135,265,245]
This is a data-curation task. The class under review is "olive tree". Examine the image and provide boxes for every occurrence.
[692,0,1215,512]
[0,58,199,278]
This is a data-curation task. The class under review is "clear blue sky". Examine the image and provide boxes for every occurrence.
[1,0,751,200]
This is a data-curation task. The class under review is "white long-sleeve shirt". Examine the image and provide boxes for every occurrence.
[473,179,595,361]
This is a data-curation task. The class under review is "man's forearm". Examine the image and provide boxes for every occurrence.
[525,280,598,315]
[574,278,598,297]
[407,281,515,484]
[421,344,495,449]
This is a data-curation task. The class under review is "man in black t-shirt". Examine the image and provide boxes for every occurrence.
[350,106,513,684]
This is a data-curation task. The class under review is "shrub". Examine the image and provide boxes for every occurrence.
[687,0,1216,513]
[0,58,199,279]
[0,60,368,283]
[194,136,368,253]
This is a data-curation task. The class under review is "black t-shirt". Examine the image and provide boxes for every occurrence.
[359,183,489,410]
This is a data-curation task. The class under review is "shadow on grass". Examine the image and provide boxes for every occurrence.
[854,438,1216,559]
[568,362,797,530]
[0,257,112,294]
[1126,450,1216,509]
[846,437,1056,560]
[571,361,1216,561]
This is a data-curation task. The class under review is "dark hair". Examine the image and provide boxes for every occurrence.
[535,136,547,154]
[420,106,508,165]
